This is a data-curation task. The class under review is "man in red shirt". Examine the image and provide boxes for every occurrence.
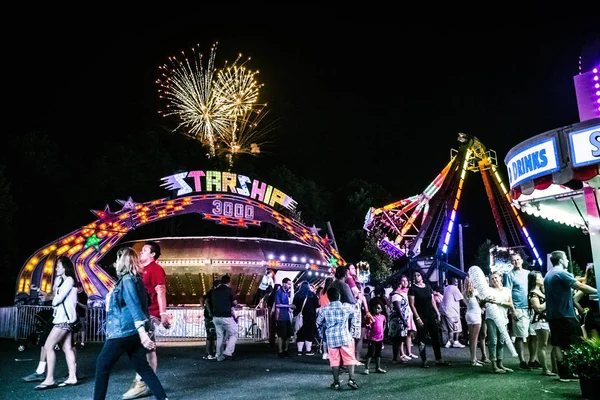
[122,241,171,399]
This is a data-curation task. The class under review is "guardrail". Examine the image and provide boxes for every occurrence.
[0,305,269,346]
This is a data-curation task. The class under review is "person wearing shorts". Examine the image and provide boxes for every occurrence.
[316,287,359,390]
[503,253,532,370]
[544,250,597,382]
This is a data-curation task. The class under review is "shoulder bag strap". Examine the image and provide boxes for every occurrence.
[300,296,307,313]
[62,301,70,321]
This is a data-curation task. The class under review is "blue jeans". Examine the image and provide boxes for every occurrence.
[486,319,504,362]
[93,334,168,400]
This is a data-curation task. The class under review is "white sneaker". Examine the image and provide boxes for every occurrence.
[322,353,329,360]
[452,342,465,348]
[122,379,151,400]
[445,341,452,348]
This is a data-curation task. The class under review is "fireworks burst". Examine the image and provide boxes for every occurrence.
[214,104,276,167]
[157,42,269,164]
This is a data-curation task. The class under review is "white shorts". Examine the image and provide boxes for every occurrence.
[530,320,550,333]
[466,312,482,325]
[512,308,530,339]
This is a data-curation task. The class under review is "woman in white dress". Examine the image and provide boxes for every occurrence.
[462,275,488,366]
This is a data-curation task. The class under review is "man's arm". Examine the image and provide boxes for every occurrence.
[155,284,171,329]
[572,280,598,295]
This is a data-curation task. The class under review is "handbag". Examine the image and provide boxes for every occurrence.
[294,296,307,333]
[62,302,82,333]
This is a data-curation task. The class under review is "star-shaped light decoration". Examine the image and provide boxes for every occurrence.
[116,196,140,211]
[91,205,116,220]
[309,224,321,235]
[328,256,338,267]
[84,233,101,251]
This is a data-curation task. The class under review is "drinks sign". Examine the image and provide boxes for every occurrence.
[568,124,600,167]
[506,138,560,189]
[160,170,297,211]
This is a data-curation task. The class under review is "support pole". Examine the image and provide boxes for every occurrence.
[326,221,339,252]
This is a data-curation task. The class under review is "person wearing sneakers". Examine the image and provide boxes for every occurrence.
[544,250,597,382]
[503,252,532,370]
[441,278,465,349]
[201,279,221,360]
[211,275,239,361]
[275,278,295,358]
[122,241,171,400]
[316,287,360,390]
[408,271,451,368]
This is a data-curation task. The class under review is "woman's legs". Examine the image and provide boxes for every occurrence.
[94,338,125,400]
[469,323,481,362]
[305,341,312,353]
[406,331,414,355]
[40,326,68,385]
[536,329,552,374]
[391,337,400,361]
[415,323,427,362]
[486,319,503,372]
[479,319,489,361]
[126,335,168,400]
[426,317,443,361]
[62,331,77,383]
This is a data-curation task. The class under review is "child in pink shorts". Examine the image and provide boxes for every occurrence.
[316,287,359,390]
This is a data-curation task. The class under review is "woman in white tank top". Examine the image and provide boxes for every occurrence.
[462,276,488,366]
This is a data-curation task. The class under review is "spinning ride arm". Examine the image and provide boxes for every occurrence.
[365,134,542,268]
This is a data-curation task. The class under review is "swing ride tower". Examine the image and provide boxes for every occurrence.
[364,133,543,284]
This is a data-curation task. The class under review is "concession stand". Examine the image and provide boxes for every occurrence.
[504,117,600,292]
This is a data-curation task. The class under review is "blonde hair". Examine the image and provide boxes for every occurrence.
[464,276,474,298]
[115,247,141,277]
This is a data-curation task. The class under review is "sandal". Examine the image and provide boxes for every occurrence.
[501,367,514,373]
[34,382,58,390]
[58,380,79,387]
[493,368,506,374]
[347,379,359,390]
[471,361,483,367]
[330,382,341,390]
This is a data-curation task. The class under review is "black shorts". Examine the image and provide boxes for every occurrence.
[549,317,582,349]
[366,340,383,358]
[276,320,293,340]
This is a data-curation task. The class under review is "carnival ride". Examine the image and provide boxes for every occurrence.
[15,171,344,303]
[364,133,543,284]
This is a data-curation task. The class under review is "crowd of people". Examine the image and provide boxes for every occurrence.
[20,247,599,396]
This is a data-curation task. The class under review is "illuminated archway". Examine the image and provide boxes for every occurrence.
[16,170,344,300]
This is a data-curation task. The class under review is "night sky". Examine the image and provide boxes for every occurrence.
[5,15,600,269]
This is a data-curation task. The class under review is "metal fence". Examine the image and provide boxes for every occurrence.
[0,305,269,345]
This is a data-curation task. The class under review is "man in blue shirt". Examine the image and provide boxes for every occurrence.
[275,278,296,358]
[544,250,597,382]
[503,252,531,370]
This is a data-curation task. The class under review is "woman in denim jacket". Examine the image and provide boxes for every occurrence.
[93,247,169,400]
